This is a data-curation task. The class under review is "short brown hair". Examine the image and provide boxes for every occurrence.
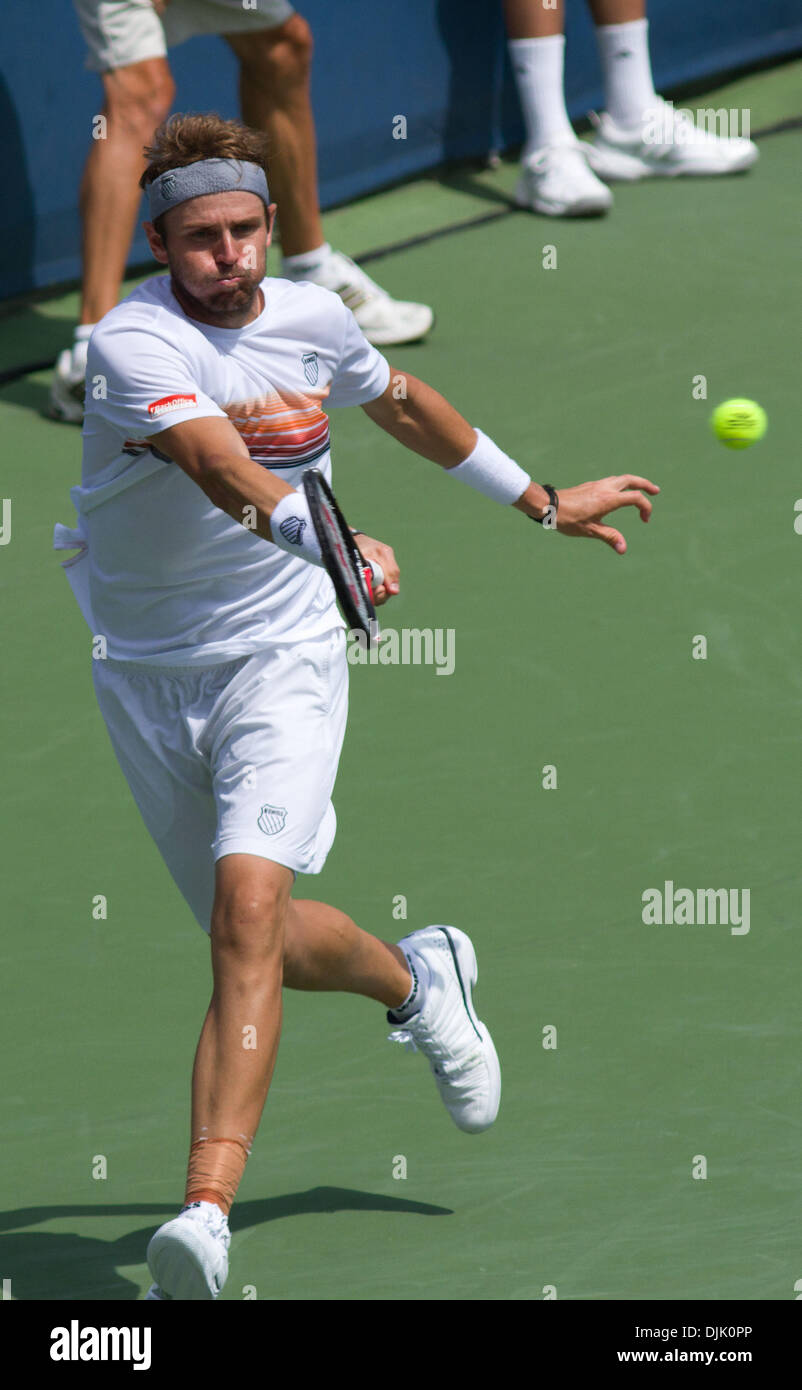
[140,113,270,239]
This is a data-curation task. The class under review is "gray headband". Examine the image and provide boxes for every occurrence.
[148,158,270,220]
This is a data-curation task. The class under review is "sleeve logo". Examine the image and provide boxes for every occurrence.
[278,515,306,546]
[147,393,198,418]
[258,804,287,835]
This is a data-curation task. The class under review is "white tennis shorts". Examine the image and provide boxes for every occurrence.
[92,628,348,933]
[74,0,296,73]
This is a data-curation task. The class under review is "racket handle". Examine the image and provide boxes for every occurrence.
[361,559,384,599]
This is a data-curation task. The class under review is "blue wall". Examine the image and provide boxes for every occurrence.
[1,0,800,300]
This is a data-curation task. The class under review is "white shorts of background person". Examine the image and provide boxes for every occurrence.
[74,0,296,73]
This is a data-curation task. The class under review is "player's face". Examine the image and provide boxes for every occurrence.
[146,192,275,327]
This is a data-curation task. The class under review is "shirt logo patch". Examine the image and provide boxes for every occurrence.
[258,804,287,836]
[147,393,197,418]
[302,352,319,386]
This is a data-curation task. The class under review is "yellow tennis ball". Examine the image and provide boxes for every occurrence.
[711,398,767,449]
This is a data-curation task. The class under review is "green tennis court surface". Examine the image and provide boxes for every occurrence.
[2,63,800,1302]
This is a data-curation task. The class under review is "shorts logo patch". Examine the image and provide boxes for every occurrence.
[258,804,287,836]
[147,393,197,418]
[302,352,319,385]
[278,515,306,546]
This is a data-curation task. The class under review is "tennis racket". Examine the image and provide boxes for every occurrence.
[301,467,383,645]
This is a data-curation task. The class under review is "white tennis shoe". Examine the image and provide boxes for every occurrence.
[49,339,89,423]
[586,100,759,180]
[283,248,434,346]
[387,925,501,1133]
[514,141,613,217]
[145,1200,230,1300]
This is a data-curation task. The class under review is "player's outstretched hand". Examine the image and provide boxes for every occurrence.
[553,475,660,554]
[356,536,400,604]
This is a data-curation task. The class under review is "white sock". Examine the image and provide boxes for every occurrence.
[508,36,575,158]
[389,950,430,1022]
[281,241,332,273]
[595,18,658,129]
[74,323,95,342]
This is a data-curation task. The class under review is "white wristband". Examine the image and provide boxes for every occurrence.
[269,489,323,566]
[447,428,531,505]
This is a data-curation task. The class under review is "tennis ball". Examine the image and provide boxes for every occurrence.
[711,398,767,449]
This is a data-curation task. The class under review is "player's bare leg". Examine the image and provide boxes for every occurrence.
[147,852,299,1300]
[187,865,412,1180]
[283,899,413,1005]
[148,852,294,1299]
[191,854,294,1147]
[283,899,500,1136]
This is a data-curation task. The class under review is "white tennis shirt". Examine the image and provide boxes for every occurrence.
[66,274,390,664]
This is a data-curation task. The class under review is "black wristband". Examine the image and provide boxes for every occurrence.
[532,484,558,526]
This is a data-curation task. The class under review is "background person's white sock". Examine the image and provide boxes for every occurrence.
[508,36,576,158]
[595,18,659,129]
[282,241,332,272]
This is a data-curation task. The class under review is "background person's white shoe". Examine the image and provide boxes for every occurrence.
[283,248,434,346]
[514,141,613,217]
[387,925,501,1133]
[146,1200,230,1301]
[49,339,89,423]
[586,101,759,180]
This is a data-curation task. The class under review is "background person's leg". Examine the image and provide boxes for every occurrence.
[503,0,564,41]
[224,16,433,344]
[584,0,758,177]
[504,0,651,139]
[80,57,176,324]
[504,0,571,153]
[586,0,658,131]
[225,15,322,259]
[586,0,644,21]
[51,55,175,421]
[504,0,612,215]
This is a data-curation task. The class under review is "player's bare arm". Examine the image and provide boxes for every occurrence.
[363,367,660,554]
[148,415,295,528]
[148,413,400,602]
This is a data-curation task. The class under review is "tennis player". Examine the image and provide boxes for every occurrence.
[54,112,659,1300]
